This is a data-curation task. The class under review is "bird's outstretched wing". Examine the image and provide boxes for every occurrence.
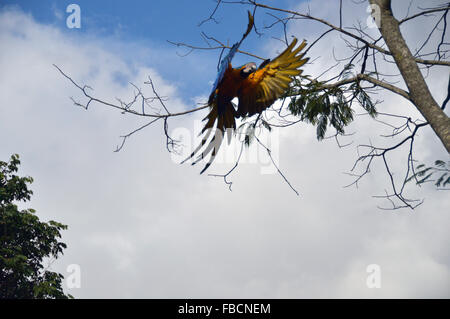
[237,38,309,117]
[209,11,254,100]
[181,12,254,174]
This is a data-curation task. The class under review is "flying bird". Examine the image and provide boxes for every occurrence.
[183,12,309,174]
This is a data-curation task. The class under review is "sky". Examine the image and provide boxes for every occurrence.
[0,0,449,298]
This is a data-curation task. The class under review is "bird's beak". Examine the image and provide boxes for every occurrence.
[245,63,257,73]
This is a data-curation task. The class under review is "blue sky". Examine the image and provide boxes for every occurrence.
[0,0,296,41]
[1,0,449,298]
[0,0,299,100]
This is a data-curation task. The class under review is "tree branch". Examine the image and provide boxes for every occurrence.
[243,0,450,66]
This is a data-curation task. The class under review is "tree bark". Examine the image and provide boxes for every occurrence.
[369,0,450,153]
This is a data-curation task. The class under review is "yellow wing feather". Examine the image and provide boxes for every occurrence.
[237,38,309,117]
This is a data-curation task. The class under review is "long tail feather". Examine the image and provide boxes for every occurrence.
[181,99,236,174]
[180,126,214,165]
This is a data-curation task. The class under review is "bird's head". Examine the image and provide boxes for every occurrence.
[239,62,257,78]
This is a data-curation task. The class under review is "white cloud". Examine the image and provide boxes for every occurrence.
[0,5,449,298]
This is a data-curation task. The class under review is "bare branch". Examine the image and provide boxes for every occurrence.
[254,135,300,196]
[399,5,450,24]
[167,40,266,61]
[199,0,222,26]
[242,0,450,66]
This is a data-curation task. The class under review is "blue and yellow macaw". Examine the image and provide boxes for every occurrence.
[183,12,309,174]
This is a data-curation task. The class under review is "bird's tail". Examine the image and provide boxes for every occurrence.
[181,99,236,174]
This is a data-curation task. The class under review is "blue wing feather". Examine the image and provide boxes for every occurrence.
[210,42,240,97]
[209,11,254,98]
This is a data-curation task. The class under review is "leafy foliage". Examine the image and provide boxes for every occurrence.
[0,154,71,299]
[351,82,377,117]
[407,160,450,188]
[240,122,256,147]
[288,71,377,140]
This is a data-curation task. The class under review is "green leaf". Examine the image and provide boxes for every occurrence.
[407,160,450,189]
[435,160,445,167]
[261,119,272,132]
[435,173,447,187]
[0,154,70,299]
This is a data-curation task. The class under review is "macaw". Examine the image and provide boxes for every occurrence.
[183,12,309,174]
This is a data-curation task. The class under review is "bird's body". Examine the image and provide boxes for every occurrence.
[211,64,243,103]
[182,12,309,174]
